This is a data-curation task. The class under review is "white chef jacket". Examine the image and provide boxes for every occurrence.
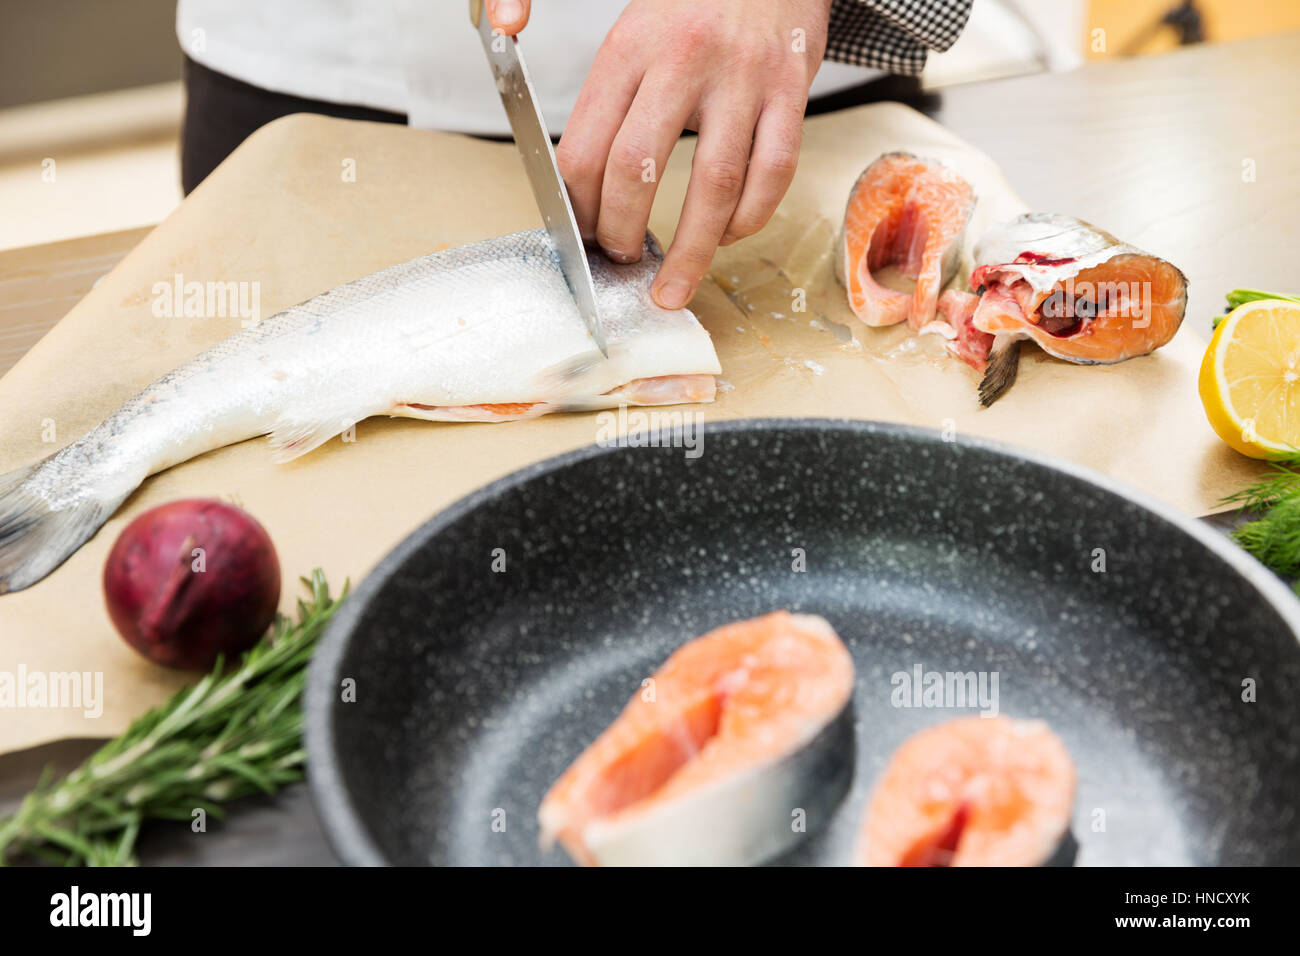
[176,0,881,135]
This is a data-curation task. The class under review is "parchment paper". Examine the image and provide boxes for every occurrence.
[0,103,1260,754]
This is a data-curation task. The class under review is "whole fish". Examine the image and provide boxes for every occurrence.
[0,230,721,593]
[939,213,1188,405]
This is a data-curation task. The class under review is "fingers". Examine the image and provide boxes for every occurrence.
[593,78,700,264]
[487,0,530,35]
[652,98,760,309]
[720,97,803,246]
[556,40,644,243]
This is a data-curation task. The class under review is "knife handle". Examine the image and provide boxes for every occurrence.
[469,0,483,28]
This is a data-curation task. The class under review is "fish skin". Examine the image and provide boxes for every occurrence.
[0,230,720,593]
[972,213,1135,285]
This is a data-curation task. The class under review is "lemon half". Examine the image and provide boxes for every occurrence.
[1199,299,1300,459]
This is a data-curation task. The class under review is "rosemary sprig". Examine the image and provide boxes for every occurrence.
[1222,456,1300,590]
[0,569,346,867]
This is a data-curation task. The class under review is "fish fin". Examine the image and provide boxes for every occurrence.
[267,413,360,463]
[536,350,603,390]
[0,459,120,593]
[978,336,1021,407]
[531,345,624,400]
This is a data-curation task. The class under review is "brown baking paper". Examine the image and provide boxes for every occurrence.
[0,103,1260,754]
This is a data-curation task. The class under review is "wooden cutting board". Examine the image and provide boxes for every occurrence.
[0,102,1258,753]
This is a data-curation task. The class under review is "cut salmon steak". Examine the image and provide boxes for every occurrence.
[855,716,1076,867]
[836,152,975,330]
[949,213,1189,405]
[538,612,855,866]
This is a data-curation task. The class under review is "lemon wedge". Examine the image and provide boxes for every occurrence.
[1199,299,1300,458]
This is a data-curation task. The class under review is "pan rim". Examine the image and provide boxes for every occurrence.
[305,416,1300,866]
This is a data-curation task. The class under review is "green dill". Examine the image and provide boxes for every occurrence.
[1212,288,1300,328]
[1223,457,1300,590]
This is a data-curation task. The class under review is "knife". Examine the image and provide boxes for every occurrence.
[469,0,609,356]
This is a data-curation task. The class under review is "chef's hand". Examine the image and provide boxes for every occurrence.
[486,0,530,35]
[489,0,832,311]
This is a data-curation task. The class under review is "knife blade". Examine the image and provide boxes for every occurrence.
[469,0,608,356]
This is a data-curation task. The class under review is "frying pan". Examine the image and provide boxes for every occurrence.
[305,419,1300,865]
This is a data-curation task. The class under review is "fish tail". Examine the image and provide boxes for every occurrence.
[978,335,1021,407]
[0,456,123,594]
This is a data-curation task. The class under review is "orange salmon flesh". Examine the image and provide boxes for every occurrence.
[538,611,855,866]
[856,716,1076,866]
[839,152,974,330]
[396,374,717,422]
[969,255,1188,366]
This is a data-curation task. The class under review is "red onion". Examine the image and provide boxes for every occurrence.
[103,499,280,669]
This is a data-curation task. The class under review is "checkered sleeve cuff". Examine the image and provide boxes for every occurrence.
[825,0,974,75]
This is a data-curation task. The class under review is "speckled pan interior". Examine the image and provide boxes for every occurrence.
[305,419,1300,866]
